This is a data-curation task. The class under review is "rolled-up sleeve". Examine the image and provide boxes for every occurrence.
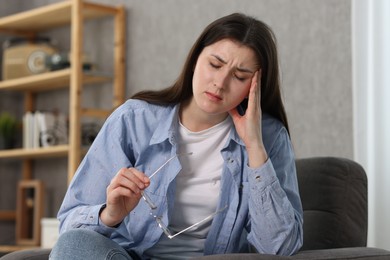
[247,127,303,255]
[57,105,133,237]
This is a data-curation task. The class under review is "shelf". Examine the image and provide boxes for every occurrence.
[81,108,112,118]
[0,245,40,254]
[0,69,111,92]
[0,1,119,34]
[0,210,16,221]
[0,145,69,160]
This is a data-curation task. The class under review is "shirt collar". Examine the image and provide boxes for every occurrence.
[149,104,180,146]
[149,103,245,148]
[228,124,245,147]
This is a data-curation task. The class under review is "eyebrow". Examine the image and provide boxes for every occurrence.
[211,54,255,74]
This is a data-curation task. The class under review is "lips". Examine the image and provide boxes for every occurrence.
[205,91,222,101]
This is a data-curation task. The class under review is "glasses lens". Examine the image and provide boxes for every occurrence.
[155,217,173,238]
[141,191,157,209]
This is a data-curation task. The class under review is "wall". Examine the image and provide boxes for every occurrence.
[0,0,352,245]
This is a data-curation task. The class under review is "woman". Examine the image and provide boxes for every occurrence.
[51,13,303,259]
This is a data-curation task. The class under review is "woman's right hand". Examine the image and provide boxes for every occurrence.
[100,167,150,227]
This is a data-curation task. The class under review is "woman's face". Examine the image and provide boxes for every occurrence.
[192,38,259,115]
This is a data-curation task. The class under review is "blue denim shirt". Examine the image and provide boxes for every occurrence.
[58,99,303,257]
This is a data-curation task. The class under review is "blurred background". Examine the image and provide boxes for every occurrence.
[0,0,388,252]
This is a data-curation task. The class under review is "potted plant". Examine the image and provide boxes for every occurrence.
[0,112,18,149]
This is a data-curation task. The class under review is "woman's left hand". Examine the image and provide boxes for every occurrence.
[229,70,268,168]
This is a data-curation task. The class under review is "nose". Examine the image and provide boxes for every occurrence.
[213,70,230,90]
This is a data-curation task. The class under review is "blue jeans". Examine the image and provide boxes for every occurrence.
[49,229,136,260]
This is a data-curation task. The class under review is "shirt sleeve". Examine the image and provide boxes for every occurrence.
[57,106,133,237]
[246,126,303,255]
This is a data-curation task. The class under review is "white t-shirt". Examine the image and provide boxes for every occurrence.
[144,116,232,259]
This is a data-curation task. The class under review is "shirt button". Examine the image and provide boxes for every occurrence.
[255,175,261,181]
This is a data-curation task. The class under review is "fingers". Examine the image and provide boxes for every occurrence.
[108,168,150,196]
[248,71,258,100]
[247,70,261,115]
[255,70,262,111]
[229,69,261,121]
[257,69,262,106]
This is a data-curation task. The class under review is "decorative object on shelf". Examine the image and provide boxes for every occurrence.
[81,122,101,147]
[2,37,58,80]
[16,180,45,246]
[45,52,94,71]
[40,218,60,248]
[23,111,68,149]
[0,112,18,149]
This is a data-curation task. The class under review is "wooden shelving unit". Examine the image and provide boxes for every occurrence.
[0,145,69,160]
[0,0,126,249]
[0,69,111,92]
[0,1,118,33]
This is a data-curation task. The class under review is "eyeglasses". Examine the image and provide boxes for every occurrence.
[141,152,227,239]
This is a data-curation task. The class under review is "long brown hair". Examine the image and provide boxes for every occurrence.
[132,13,290,134]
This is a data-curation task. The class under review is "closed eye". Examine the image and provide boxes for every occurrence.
[210,62,221,69]
[233,74,247,82]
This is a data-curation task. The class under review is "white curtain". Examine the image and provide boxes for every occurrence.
[352,0,390,250]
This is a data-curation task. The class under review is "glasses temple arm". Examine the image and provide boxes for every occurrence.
[149,152,193,180]
[167,205,227,239]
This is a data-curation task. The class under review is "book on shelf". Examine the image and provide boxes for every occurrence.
[23,111,68,149]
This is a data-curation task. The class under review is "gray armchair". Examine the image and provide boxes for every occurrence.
[197,157,390,259]
[2,157,390,260]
